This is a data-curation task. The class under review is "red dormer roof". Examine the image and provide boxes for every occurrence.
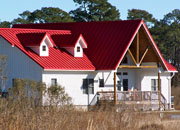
[17,32,46,47]
[51,33,87,48]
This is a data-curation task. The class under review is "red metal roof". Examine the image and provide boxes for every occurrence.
[164,61,177,72]
[51,33,87,48]
[13,20,177,72]
[17,32,46,46]
[14,20,141,70]
[3,20,177,72]
[0,28,95,70]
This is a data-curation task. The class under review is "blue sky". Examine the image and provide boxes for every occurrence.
[0,0,179,22]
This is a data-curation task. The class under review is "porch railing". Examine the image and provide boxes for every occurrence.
[96,91,167,109]
[97,91,158,101]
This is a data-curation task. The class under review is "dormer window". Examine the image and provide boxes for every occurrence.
[42,45,46,51]
[17,33,53,57]
[77,46,80,52]
[51,34,87,57]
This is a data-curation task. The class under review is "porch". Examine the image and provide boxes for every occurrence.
[90,91,167,111]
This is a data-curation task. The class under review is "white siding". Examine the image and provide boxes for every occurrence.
[0,36,172,106]
[63,40,84,57]
[138,68,171,103]
[74,41,83,57]
[42,71,99,106]
[39,40,49,56]
[0,36,43,91]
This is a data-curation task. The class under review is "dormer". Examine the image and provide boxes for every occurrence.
[17,33,53,56]
[39,35,53,56]
[51,34,87,57]
[73,35,87,57]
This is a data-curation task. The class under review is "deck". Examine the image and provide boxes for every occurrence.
[90,91,167,110]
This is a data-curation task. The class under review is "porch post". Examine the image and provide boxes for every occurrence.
[137,32,139,64]
[114,72,117,106]
[158,70,161,110]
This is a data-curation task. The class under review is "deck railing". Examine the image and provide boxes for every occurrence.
[88,91,167,110]
[97,91,167,109]
[97,91,160,101]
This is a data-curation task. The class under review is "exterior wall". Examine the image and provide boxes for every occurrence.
[39,40,49,56]
[0,36,43,91]
[42,71,99,106]
[63,40,84,57]
[97,69,171,104]
[139,68,171,104]
[74,41,83,57]
[42,68,172,106]
[97,70,136,92]
[0,35,172,107]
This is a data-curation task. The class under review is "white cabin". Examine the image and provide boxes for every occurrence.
[0,20,177,110]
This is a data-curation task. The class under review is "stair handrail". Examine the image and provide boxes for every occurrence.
[160,92,167,110]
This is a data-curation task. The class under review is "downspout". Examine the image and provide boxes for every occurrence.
[168,72,175,109]
[170,72,175,79]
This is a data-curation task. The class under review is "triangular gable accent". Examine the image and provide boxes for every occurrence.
[75,34,87,48]
[115,20,142,69]
[116,20,170,72]
[42,34,54,47]
[141,21,168,71]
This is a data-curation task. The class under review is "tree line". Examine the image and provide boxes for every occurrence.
[0,0,180,71]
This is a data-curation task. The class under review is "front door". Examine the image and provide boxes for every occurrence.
[123,79,128,91]
[117,72,129,91]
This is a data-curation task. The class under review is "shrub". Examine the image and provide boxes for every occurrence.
[47,85,72,106]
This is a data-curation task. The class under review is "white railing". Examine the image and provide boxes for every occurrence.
[90,91,167,110]
[97,91,160,101]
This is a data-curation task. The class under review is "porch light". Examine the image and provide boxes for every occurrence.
[137,63,140,67]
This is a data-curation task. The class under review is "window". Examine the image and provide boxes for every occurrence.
[51,78,57,86]
[116,72,121,75]
[42,45,46,51]
[12,78,16,87]
[83,79,94,94]
[117,81,121,90]
[123,72,128,75]
[151,79,158,91]
[77,46,80,52]
[99,79,104,87]
[0,76,6,92]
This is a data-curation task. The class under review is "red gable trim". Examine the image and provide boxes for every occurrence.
[40,33,48,46]
[41,33,54,47]
[115,20,177,72]
[141,21,177,72]
[74,34,88,48]
[115,20,143,70]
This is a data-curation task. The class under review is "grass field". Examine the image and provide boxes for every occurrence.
[0,83,180,130]
[0,98,180,130]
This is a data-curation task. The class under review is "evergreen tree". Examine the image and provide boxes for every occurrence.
[70,0,120,21]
